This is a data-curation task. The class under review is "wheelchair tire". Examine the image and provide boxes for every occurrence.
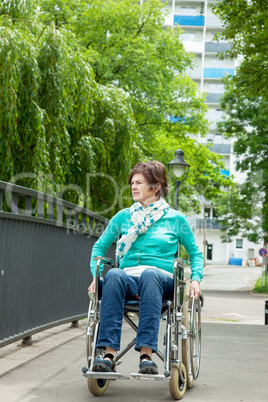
[190,296,201,380]
[182,280,194,389]
[169,362,187,400]
[87,378,109,396]
[86,318,110,396]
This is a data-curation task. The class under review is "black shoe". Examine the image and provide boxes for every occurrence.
[92,353,116,372]
[138,353,158,375]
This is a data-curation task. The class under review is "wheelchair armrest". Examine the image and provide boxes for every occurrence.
[93,256,114,266]
[173,258,185,312]
[173,258,185,278]
[92,256,114,304]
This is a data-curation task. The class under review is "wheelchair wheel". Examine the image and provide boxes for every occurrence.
[86,301,96,368]
[86,301,110,396]
[182,280,194,389]
[169,362,187,400]
[87,378,109,396]
[190,296,201,380]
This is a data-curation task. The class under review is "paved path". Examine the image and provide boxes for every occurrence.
[0,322,268,402]
[201,264,263,292]
[1,264,268,401]
[188,264,267,325]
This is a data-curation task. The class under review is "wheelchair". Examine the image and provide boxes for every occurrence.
[82,256,201,400]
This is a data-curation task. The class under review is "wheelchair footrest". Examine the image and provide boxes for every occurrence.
[131,373,170,382]
[83,370,130,380]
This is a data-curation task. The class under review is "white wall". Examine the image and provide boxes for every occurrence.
[193,228,229,264]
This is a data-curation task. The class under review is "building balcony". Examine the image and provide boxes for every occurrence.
[186,66,202,79]
[205,93,222,104]
[169,116,186,123]
[205,42,232,53]
[170,0,206,3]
[208,120,217,130]
[174,15,205,27]
[206,16,223,29]
[220,168,230,177]
[183,41,204,54]
[208,143,231,154]
[164,14,173,27]
[195,218,223,230]
[204,67,235,78]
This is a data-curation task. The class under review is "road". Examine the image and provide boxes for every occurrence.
[0,264,268,401]
[200,264,266,325]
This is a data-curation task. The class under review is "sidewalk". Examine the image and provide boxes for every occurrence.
[1,264,266,378]
[0,321,268,401]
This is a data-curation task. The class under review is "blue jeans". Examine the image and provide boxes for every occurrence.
[96,267,174,353]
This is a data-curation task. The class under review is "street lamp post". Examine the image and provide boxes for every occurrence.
[168,149,190,210]
[203,212,208,268]
[168,149,190,258]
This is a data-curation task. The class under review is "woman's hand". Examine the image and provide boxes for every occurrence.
[190,280,201,300]
[88,278,96,294]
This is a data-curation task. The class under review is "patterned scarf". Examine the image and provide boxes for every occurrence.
[116,197,169,264]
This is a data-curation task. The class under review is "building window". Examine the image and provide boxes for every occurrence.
[209,58,226,68]
[236,239,243,249]
[207,133,214,142]
[248,249,254,259]
[204,207,211,218]
[212,208,218,218]
[214,134,223,144]
[181,32,196,41]
[180,6,197,16]
[208,83,225,93]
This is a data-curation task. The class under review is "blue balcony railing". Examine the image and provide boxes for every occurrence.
[220,168,230,177]
[204,68,235,78]
[169,116,186,123]
[174,15,205,27]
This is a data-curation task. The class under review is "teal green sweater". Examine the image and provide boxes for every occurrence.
[90,207,203,282]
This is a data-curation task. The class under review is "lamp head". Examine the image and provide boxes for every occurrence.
[168,149,190,178]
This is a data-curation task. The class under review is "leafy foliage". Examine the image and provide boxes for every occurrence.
[0,6,139,213]
[39,0,209,148]
[212,0,268,99]
[37,0,231,209]
[214,80,268,243]
[0,0,233,217]
[211,0,268,243]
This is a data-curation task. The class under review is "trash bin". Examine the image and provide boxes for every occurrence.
[230,257,243,266]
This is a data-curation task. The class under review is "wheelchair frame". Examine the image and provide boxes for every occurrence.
[82,256,201,400]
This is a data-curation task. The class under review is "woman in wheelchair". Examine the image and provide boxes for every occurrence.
[88,161,203,376]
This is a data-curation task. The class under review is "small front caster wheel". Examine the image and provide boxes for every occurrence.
[169,362,187,400]
[87,378,109,396]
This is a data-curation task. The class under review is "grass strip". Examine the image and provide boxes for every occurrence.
[252,272,268,294]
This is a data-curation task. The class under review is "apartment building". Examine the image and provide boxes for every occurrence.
[160,0,262,265]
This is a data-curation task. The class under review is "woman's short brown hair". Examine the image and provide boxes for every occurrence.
[128,161,168,198]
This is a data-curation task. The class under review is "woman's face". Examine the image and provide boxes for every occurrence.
[130,173,160,207]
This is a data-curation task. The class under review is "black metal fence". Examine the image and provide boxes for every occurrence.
[0,181,115,347]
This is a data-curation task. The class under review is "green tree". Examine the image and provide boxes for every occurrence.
[0,8,139,215]
[0,0,233,217]
[212,1,268,243]
[213,79,268,243]
[38,0,232,212]
[40,0,208,148]
[212,0,268,100]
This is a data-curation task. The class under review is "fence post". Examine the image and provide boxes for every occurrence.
[22,336,33,346]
